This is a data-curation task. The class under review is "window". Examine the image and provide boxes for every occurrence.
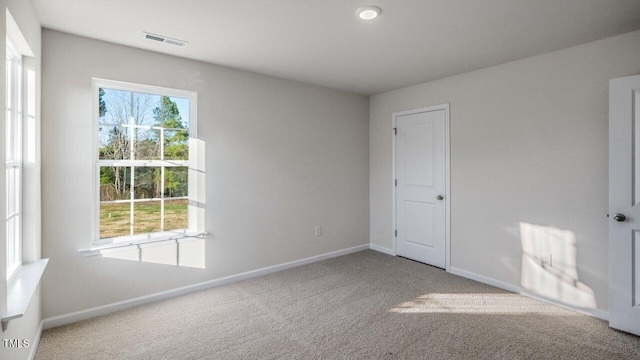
[94,80,199,244]
[6,40,22,279]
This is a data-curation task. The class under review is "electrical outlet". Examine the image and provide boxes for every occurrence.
[315,226,322,236]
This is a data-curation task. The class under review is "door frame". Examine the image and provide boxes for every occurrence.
[392,103,451,270]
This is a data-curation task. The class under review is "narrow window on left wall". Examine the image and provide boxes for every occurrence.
[5,39,22,280]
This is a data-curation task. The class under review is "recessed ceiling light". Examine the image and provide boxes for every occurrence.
[356,5,382,20]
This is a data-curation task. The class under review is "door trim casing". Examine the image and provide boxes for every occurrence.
[392,103,451,270]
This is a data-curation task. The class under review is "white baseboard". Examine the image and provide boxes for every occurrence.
[43,244,369,330]
[369,243,395,256]
[28,320,43,360]
[447,266,609,321]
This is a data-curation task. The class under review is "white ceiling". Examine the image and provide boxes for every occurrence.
[31,0,640,95]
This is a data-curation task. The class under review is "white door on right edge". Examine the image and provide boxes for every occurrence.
[395,109,446,268]
[609,74,640,336]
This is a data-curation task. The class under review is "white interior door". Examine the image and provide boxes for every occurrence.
[395,107,447,268]
[609,74,640,336]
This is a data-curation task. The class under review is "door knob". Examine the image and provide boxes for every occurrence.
[613,213,626,222]
[436,195,444,201]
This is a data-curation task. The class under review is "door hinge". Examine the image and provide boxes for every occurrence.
[395,179,397,186]
[395,230,397,237]
[393,127,397,135]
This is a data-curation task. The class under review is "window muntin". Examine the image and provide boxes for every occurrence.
[6,40,22,279]
[96,82,194,242]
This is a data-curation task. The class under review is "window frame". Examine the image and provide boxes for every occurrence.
[6,39,23,280]
[91,79,198,246]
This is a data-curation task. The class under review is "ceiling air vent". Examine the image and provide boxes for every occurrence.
[142,32,187,47]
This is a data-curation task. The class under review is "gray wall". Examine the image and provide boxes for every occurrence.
[0,0,42,359]
[370,30,640,314]
[41,30,369,318]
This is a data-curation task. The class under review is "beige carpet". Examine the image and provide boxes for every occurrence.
[36,250,640,359]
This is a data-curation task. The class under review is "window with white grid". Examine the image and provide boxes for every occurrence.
[94,80,198,244]
[6,40,22,279]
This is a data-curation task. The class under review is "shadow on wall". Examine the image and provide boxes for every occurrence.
[519,222,596,309]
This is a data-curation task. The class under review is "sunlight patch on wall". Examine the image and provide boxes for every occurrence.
[189,138,206,233]
[101,238,206,268]
[519,222,596,309]
[388,293,577,315]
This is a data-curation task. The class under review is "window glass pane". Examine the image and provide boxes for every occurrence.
[154,96,188,129]
[164,199,188,231]
[100,166,131,201]
[133,92,160,128]
[6,109,12,159]
[134,201,162,234]
[131,93,162,160]
[14,167,19,210]
[172,97,189,123]
[100,203,131,239]
[99,88,133,160]
[133,167,162,234]
[99,88,131,125]
[17,63,22,114]
[7,217,15,264]
[4,168,7,213]
[98,124,130,160]
[133,166,161,199]
[134,127,161,160]
[12,215,19,263]
[164,167,188,231]
[99,166,132,239]
[164,129,189,160]
[164,167,188,198]
[6,57,11,108]
[7,167,15,215]
[157,96,189,160]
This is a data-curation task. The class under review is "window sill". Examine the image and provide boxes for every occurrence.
[1,258,49,331]
[79,231,208,257]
